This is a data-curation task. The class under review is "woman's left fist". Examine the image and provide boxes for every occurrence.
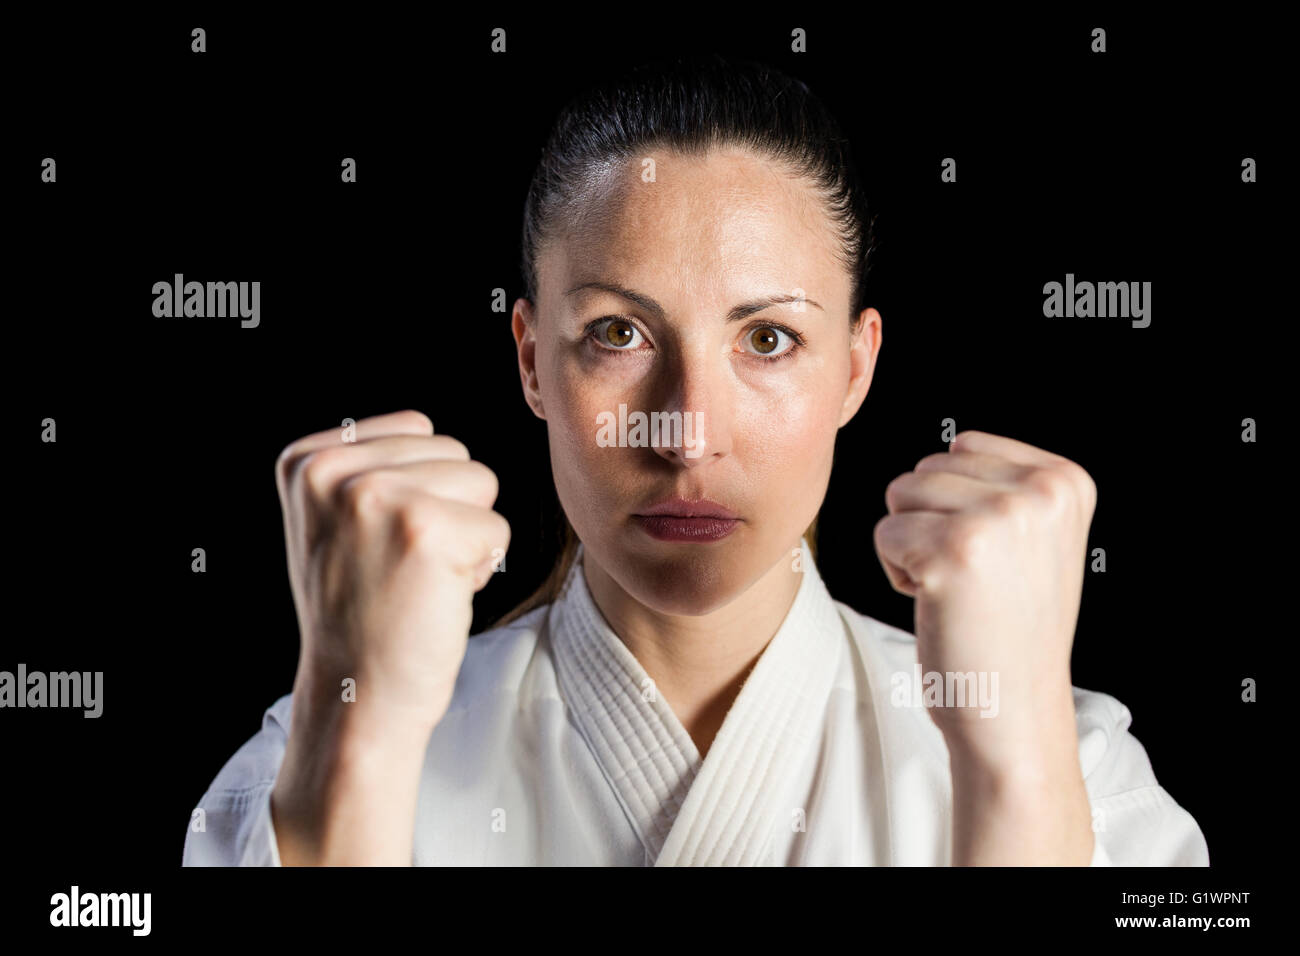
[873,430,1097,766]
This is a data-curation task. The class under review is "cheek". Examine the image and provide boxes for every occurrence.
[734,351,846,484]
[541,347,632,501]
[545,347,606,452]
[735,386,839,500]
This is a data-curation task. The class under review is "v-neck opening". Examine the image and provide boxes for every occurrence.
[548,538,846,865]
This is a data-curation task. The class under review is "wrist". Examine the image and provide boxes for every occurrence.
[946,725,1093,866]
[296,655,447,743]
[941,691,1079,778]
[272,722,428,866]
[273,668,437,866]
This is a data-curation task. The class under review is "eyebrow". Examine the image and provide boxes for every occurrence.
[565,281,824,322]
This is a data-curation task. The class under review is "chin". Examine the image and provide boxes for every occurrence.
[611,535,756,617]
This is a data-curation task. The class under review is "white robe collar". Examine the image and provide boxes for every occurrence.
[547,537,847,865]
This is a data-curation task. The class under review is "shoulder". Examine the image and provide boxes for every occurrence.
[196,691,294,799]
[197,607,553,792]
[1068,682,1162,792]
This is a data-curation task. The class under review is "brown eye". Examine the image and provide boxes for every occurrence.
[593,318,643,351]
[605,320,635,348]
[750,327,779,354]
[741,324,797,359]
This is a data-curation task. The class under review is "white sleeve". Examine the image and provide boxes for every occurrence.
[182,694,293,867]
[1073,687,1210,867]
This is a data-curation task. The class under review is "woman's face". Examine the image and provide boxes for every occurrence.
[514,146,880,615]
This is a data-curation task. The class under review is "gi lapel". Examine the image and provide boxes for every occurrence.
[549,545,702,862]
[549,538,844,866]
[653,539,844,865]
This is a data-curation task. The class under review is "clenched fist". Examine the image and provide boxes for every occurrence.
[275,409,511,733]
[270,410,510,865]
[873,430,1097,773]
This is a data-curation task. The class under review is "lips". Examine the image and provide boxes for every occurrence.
[632,497,741,542]
[632,515,740,542]
[634,497,739,519]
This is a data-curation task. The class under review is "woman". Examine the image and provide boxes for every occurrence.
[183,56,1208,866]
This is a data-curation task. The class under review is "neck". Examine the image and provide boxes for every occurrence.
[581,542,806,759]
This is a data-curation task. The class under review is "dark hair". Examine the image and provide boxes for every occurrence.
[521,53,876,320]
[493,55,876,628]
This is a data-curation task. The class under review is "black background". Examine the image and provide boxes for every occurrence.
[5,7,1278,934]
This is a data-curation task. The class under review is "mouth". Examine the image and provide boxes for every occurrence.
[631,515,741,542]
[635,496,739,519]
[632,497,741,542]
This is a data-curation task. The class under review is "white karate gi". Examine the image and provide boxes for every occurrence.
[182,538,1209,866]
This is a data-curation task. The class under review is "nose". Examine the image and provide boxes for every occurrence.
[650,344,731,467]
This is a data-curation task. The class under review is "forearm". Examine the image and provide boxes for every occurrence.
[946,722,1093,866]
[271,675,434,866]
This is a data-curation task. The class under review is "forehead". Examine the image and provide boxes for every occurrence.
[543,147,846,307]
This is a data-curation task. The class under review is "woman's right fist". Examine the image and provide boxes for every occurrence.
[275,410,511,734]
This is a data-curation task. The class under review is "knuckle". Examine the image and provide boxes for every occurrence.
[276,442,304,484]
[884,473,910,510]
[396,500,442,553]
[469,460,500,500]
[913,453,946,472]
[300,447,347,497]
[943,517,986,567]
[987,490,1022,519]
[492,511,512,545]
[1066,462,1097,506]
[873,513,901,552]
[342,472,387,517]
[435,435,471,460]
[1026,466,1071,510]
[1052,458,1086,484]
[397,409,434,433]
[872,513,889,547]
[910,555,940,590]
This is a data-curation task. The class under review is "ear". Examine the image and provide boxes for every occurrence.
[838,307,881,428]
[512,298,546,420]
